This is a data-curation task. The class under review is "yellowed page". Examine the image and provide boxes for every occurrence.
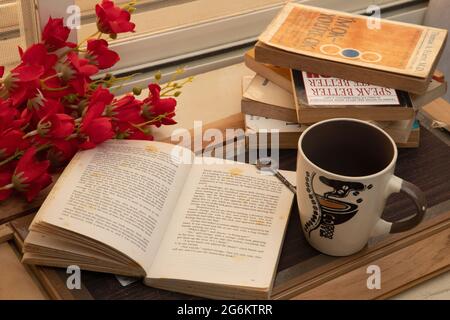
[32,140,193,269]
[147,160,295,289]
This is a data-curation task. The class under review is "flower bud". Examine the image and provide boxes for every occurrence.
[133,87,142,95]
[175,67,185,75]
[64,94,78,104]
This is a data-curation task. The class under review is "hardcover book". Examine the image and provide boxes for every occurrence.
[22,140,296,299]
[255,3,448,94]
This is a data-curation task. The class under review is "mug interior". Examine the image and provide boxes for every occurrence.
[301,120,395,177]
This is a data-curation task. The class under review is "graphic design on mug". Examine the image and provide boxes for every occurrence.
[304,171,373,239]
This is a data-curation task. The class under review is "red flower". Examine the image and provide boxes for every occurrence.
[64,51,99,96]
[12,147,52,202]
[127,130,154,141]
[79,87,115,149]
[41,17,74,51]
[87,39,120,70]
[113,95,144,123]
[143,84,177,127]
[40,70,74,99]
[47,139,79,165]
[111,95,148,139]
[80,117,114,149]
[90,86,114,106]
[19,44,58,73]
[95,0,135,35]
[36,98,65,120]
[3,64,44,106]
[0,99,19,131]
[42,52,98,97]
[67,51,99,77]
[0,129,29,159]
[0,2,184,203]
[37,113,75,139]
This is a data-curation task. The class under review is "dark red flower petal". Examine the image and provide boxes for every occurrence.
[14,147,50,184]
[42,17,71,51]
[0,129,29,159]
[24,172,52,202]
[0,170,13,201]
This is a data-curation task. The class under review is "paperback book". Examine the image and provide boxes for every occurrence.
[245,48,447,108]
[292,69,415,123]
[255,3,448,94]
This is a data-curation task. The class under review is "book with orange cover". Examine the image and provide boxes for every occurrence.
[255,3,448,94]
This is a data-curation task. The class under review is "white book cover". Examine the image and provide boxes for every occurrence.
[301,71,401,106]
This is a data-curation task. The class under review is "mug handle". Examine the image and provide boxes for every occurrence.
[371,176,427,237]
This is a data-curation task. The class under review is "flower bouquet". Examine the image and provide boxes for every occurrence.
[0,0,190,202]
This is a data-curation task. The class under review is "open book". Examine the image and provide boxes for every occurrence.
[22,140,295,299]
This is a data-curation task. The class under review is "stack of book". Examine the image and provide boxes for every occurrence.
[242,3,448,149]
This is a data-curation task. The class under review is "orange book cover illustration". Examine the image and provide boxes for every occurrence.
[258,3,447,78]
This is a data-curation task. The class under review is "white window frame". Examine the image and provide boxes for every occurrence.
[33,0,428,76]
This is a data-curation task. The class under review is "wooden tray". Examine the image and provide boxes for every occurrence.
[1,64,449,299]
[3,123,449,300]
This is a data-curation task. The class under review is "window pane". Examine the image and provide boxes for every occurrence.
[24,0,425,75]
[0,0,26,70]
[75,0,288,42]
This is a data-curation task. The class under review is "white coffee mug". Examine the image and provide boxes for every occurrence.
[297,118,426,256]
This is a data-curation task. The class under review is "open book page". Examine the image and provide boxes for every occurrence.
[33,140,194,269]
[147,160,295,289]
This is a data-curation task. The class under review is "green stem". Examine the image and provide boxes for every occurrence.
[160,77,193,96]
[41,82,69,92]
[36,144,52,153]
[134,113,172,127]
[22,130,38,139]
[65,133,79,141]
[0,183,13,191]
[0,151,23,168]
[77,31,102,48]
[40,73,61,83]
